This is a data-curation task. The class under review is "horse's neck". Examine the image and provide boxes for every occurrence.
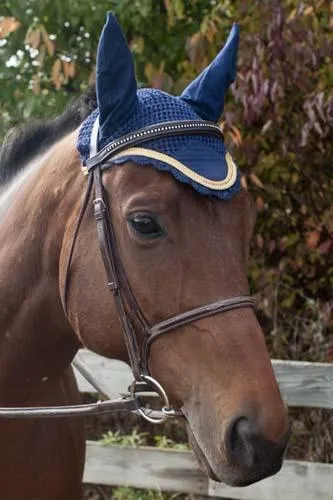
[0,132,82,399]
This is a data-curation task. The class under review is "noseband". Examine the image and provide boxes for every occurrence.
[0,120,254,422]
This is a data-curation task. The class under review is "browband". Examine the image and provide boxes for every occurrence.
[84,120,224,172]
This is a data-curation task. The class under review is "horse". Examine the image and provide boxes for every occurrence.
[0,13,289,499]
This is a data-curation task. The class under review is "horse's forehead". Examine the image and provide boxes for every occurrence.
[107,162,187,207]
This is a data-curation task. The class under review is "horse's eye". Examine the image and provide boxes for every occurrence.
[128,213,166,239]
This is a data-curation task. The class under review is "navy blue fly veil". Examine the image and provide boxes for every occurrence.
[77,12,241,200]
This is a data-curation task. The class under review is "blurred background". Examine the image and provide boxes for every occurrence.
[0,1,332,499]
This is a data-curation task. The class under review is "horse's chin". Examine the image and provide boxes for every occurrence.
[186,424,224,483]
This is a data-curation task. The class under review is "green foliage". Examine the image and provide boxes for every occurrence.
[100,429,148,448]
[1,0,332,359]
[226,0,333,360]
[100,429,189,451]
[112,486,179,500]
[0,0,233,135]
[154,435,189,450]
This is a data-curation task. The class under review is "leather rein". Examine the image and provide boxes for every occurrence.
[0,120,254,423]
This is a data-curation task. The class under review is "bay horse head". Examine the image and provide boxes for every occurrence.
[62,13,289,486]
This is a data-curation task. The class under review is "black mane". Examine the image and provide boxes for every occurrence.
[0,87,97,185]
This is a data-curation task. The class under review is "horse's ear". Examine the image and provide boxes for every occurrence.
[96,12,138,140]
[179,24,239,122]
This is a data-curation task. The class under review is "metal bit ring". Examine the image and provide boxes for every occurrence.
[130,375,173,424]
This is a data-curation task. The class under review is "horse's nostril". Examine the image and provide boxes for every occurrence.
[225,414,289,476]
[225,416,256,469]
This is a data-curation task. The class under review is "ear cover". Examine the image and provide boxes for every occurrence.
[77,15,241,201]
[179,24,239,122]
[96,12,138,142]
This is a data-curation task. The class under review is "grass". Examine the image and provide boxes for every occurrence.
[100,429,189,451]
[112,487,189,500]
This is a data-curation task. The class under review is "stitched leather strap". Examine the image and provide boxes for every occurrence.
[142,296,255,369]
[0,397,141,419]
[85,120,223,171]
[93,166,144,379]
[151,296,255,337]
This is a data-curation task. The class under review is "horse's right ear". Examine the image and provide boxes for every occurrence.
[96,13,138,141]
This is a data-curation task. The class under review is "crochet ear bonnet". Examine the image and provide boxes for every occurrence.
[77,12,240,200]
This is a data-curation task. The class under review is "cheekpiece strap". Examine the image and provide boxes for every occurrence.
[85,120,223,172]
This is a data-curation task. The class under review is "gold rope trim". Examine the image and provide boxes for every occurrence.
[111,147,237,190]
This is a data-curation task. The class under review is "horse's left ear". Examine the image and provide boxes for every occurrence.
[179,24,239,122]
[96,12,138,141]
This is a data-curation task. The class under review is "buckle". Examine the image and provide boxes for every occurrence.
[130,375,182,424]
[93,197,107,220]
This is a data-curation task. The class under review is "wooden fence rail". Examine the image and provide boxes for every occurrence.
[83,442,333,500]
[74,349,333,499]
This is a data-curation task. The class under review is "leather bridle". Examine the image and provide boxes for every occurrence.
[0,120,254,422]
